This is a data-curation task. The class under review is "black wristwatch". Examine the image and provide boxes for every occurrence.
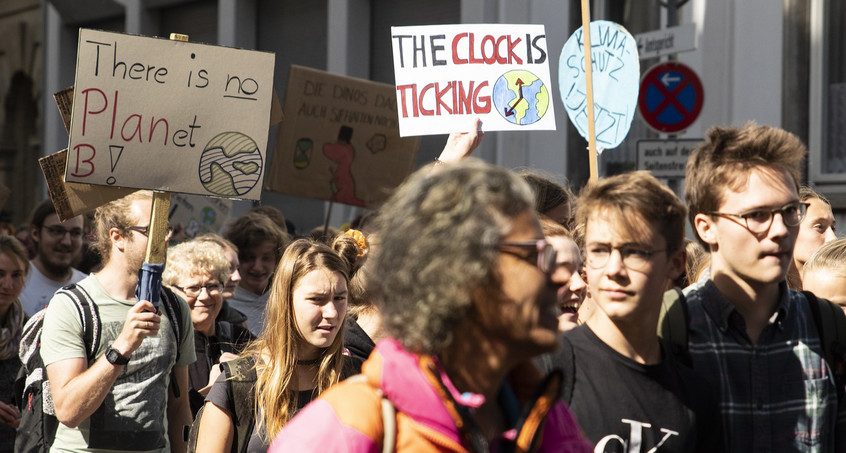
[105,345,130,365]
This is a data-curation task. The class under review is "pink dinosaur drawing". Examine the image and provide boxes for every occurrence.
[323,126,366,206]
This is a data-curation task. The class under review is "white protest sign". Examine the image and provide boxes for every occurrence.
[560,21,639,150]
[65,29,275,200]
[391,24,556,137]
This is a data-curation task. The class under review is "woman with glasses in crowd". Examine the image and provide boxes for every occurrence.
[163,239,252,416]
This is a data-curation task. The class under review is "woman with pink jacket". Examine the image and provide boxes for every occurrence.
[271,159,591,452]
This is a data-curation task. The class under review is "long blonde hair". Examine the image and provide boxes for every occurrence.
[242,237,352,440]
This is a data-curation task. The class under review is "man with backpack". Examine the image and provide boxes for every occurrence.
[548,171,721,452]
[38,191,195,452]
[668,123,846,452]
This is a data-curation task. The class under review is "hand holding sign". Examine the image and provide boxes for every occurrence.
[559,20,639,150]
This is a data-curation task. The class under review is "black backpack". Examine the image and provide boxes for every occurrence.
[187,356,257,453]
[14,283,183,453]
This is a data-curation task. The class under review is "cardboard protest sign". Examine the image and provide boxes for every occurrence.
[168,192,232,238]
[65,29,275,200]
[40,149,136,221]
[265,65,420,208]
[390,24,556,136]
[560,21,639,150]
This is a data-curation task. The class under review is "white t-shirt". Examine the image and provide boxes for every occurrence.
[20,261,87,316]
[227,286,269,336]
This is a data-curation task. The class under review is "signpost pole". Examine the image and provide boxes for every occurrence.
[580,0,599,181]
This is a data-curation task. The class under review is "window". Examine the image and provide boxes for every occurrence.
[810,0,846,182]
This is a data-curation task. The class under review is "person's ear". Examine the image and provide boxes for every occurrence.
[693,213,718,247]
[30,224,41,244]
[110,227,128,252]
[667,247,686,281]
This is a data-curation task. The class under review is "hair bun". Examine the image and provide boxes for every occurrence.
[344,229,368,258]
[331,232,365,278]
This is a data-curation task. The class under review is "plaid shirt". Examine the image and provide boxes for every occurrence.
[684,272,838,452]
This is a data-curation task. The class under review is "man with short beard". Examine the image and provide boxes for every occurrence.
[19,199,87,316]
[41,190,195,453]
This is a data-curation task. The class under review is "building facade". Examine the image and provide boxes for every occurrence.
[5,0,841,231]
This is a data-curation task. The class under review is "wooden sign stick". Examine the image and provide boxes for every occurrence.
[580,0,599,181]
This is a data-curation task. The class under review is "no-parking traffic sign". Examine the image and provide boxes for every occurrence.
[638,62,703,134]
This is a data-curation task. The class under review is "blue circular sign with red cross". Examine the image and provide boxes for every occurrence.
[638,62,704,133]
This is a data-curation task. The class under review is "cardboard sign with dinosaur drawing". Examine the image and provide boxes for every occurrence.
[265,65,420,207]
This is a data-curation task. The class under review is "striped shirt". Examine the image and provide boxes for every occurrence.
[684,273,838,452]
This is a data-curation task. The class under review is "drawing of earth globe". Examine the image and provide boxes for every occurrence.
[492,70,550,125]
[199,132,263,197]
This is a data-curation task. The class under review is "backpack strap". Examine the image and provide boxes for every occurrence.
[159,285,183,362]
[513,368,564,453]
[657,288,691,367]
[342,374,396,453]
[221,356,258,453]
[56,283,101,362]
[380,394,396,453]
[159,285,187,399]
[805,291,846,402]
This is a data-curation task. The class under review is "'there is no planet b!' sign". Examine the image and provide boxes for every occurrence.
[391,24,556,137]
[65,29,275,200]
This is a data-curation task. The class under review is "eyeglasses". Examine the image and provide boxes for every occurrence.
[43,225,83,239]
[128,225,174,238]
[498,239,557,274]
[172,283,223,298]
[586,245,666,271]
[708,202,809,234]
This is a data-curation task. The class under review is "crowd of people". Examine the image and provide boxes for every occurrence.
[0,120,844,453]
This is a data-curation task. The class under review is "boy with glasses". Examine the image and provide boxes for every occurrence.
[549,171,721,452]
[20,199,87,316]
[673,123,845,452]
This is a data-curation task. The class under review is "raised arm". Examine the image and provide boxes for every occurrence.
[430,117,484,175]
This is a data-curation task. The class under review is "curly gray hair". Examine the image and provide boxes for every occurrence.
[368,158,535,355]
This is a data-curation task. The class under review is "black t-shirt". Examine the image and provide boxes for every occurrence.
[206,372,315,453]
[559,325,722,453]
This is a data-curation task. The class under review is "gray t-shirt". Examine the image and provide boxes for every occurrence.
[41,275,196,453]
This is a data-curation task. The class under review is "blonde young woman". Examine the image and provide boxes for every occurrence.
[195,236,358,453]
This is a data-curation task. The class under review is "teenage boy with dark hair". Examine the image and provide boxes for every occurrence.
[551,171,721,452]
[674,122,845,452]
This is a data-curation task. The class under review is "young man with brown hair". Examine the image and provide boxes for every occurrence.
[41,191,195,452]
[19,200,87,316]
[676,123,845,452]
[552,171,721,452]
